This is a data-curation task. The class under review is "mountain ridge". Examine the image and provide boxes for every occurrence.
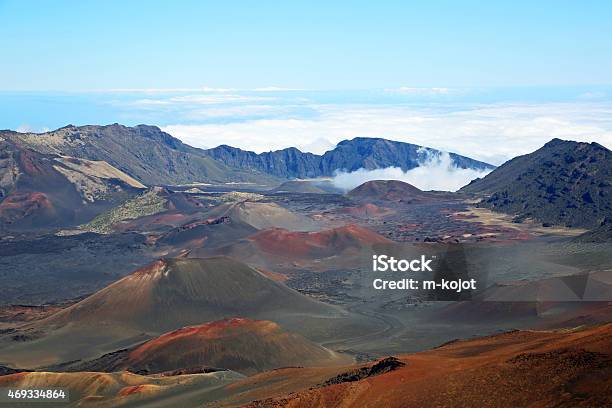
[461,138,612,228]
[3,124,495,185]
[204,136,495,179]
[2,124,279,186]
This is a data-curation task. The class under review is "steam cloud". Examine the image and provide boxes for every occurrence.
[331,151,492,192]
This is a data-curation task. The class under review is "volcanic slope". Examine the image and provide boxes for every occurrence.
[0,370,243,408]
[215,224,392,265]
[0,138,145,230]
[236,323,612,408]
[80,187,204,234]
[0,257,349,367]
[3,124,278,185]
[157,216,258,253]
[347,180,453,203]
[58,318,350,376]
[43,257,341,332]
[461,138,612,228]
[206,201,320,231]
[156,201,318,254]
[7,323,610,407]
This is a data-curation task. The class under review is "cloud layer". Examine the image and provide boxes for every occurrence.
[159,101,612,165]
[331,151,492,192]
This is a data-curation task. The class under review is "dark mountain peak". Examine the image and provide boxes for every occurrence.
[542,137,569,148]
[280,146,302,153]
[213,144,244,152]
[205,136,493,179]
[53,124,191,153]
[541,137,609,153]
[132,125,185,150]
[461,138,612,228]
[335,137,421,153]
[134,123,162,132]
[337,137,385,146]
[339,137,416,146]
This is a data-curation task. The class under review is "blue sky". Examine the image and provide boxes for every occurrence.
[1,1,612,164]
[1,0,612,90]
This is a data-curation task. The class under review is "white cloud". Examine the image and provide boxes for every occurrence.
[389,87,452,95]
[168,94,276,104]
[578,91,607,100]
[251,87,306,92]
[129,94,276,107]
[102,86,305,94]
[103,87,239,93]
[16,124,49,133]
[161,102,612,164]
[331,151,492,192]
[16,124,34,133]
[180,105,287,119]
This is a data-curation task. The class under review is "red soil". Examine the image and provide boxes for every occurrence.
[17,149,49,177]
[123,318,341,375]
[130,318,257,360]
[250,225,392,258]
[0,192,54,221]
[117,384,148,397]
[243,323,612,408]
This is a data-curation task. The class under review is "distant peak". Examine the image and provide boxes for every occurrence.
[542,138,609,152]
[134,124,162,131]
[337,137,385,145]
[543,138,570,147]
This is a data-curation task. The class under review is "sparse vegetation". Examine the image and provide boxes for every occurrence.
[218,191,264,202]
[80,189,168,233]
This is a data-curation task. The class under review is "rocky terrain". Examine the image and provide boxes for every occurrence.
[574,217,612,242]
[3,126,494,188]
[0,131,610,407]
[2,324,609,407]
[462,139,612,228]
[2,124,278,185]
[53,318,348,376]
[205,137,495,178]
[241,323,612,408]
[0,257,352,368]
[0,137,145,230]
